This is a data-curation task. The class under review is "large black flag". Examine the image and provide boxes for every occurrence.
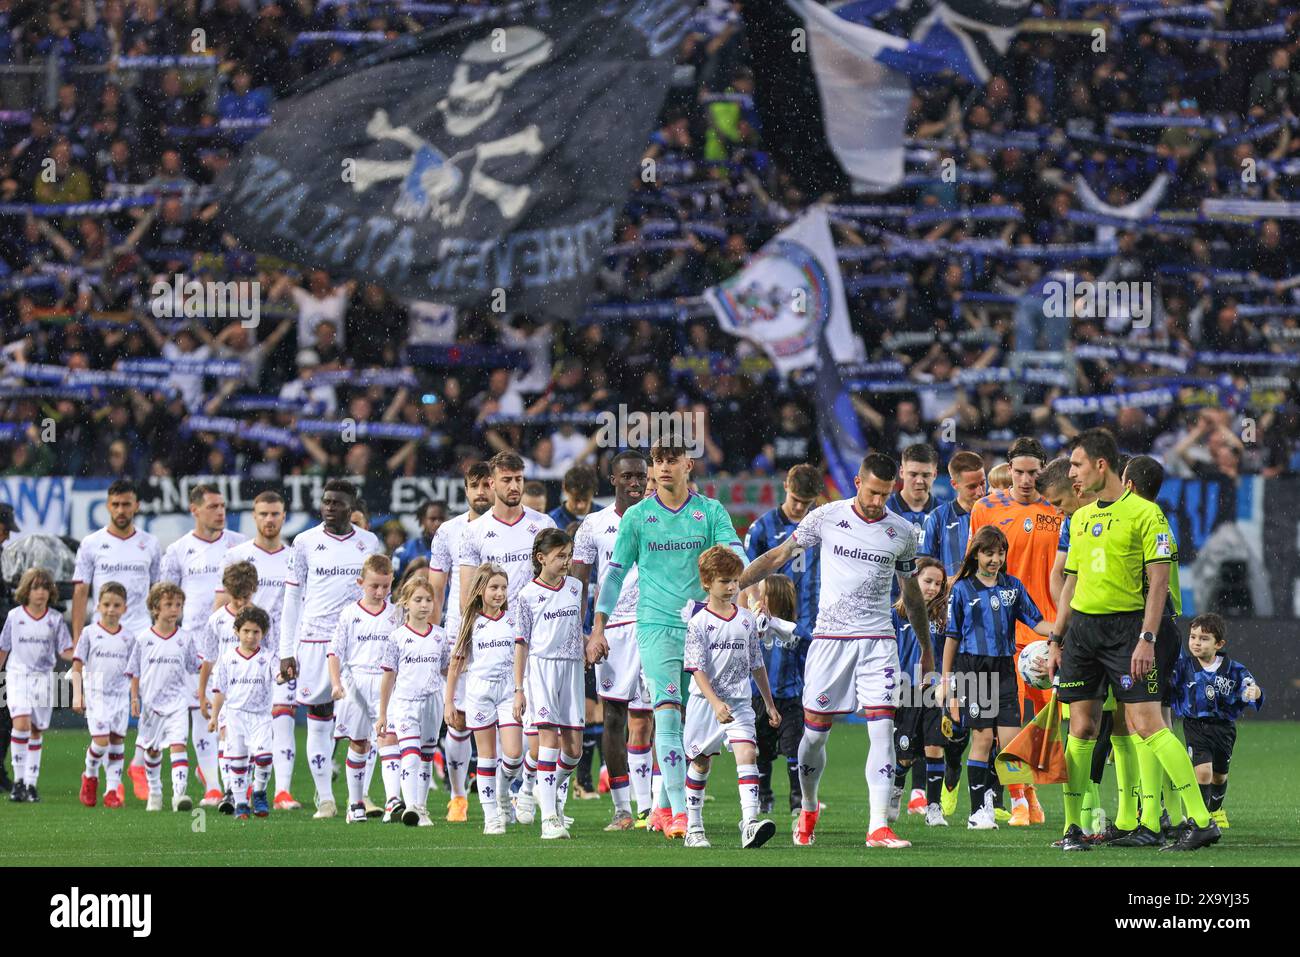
[217,0,695,318]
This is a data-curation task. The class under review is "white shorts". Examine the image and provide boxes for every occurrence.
[273,676,296,710]
[684,694,756,760]
[6,670,54,729]
[85,693,130,738]
[334,671,385,741]
[802,636,900,715]
[295,640,332,706]
[137,707,189,751]
[595,623,651,711]
[225,708,273,757]
[527,658,584,730]
[388,694,444,747]
[462,673,516,731]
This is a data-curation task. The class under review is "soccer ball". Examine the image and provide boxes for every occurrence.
[1017,640,1053,691]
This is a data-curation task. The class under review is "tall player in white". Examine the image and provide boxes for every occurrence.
[741,453,933,850]
[279,479,382,820]
[571,449,655,830]
[427,461,494,822]
[457,451,555,818]
[70,479,161,799]
[159,483,247,808]
[219,490,299,809]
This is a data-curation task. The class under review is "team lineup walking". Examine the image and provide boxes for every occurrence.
[2,433,1262,854]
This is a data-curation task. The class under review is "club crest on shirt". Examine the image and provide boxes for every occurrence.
[1091,522,1103,537]
[691,510,704,522]
[885,526,897,539]
[990,594,1001,610]
[1023,518,1033,533]
[527,524,538,534]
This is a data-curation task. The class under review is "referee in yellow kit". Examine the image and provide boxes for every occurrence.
[1047,428,1219,852]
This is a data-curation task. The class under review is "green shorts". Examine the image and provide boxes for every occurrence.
[636,624,689,709]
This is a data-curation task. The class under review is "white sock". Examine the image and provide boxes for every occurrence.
[628,744,653,813]
[192,710,219,794]
[146,754,163,795]
[419,747,435,808]
[557,751,580,817]
[131,744,147,769]
[737,762,760,823]
[446,730,472,799]
[346,748,368,806]
[379,745,401,803]
[797,719,832,812]
[686,764,710,829]
[499,753,522,803]
[227,754,247,806]
[521,751,537,797]
[85,743,105,778]
[400,741,421,809]
[651,760,663,811]
[253,755,271,794]
[306,715,335,804]
[106,743,125,791]
[477,758,499,820]
[219,749,230,794]
[272,709,296,795]
[363,746,379,802]
[536,747,560,819]
[170,751,189,797]
[24,735,43,786]
[611,770,632,813]
[866,715,896,832]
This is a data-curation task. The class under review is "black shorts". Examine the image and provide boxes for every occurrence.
[893,704,945,760]
[1157,614,1181,707]
[753,695,803,766]
[1058,610,1165,704]
[953,653,1019,730]
[1183,717,1236,775]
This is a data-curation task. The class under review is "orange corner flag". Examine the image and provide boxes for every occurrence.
[995,690,1067,785]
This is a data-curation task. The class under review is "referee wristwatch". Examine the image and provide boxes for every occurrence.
[1139,631,1156,645]
[1048,634,1063,646]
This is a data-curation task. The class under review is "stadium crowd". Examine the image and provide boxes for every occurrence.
[1,0,1299,492]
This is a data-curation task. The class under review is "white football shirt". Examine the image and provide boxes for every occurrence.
[384,622,451,700]
[684,605,764,699]
[328,599,405,676]
[198,604,238,663]
[572,502,638,628]
[159,529,249,634]
[458,506,556,601]
[463,609,517,683]
[73,620,134,699]
[792,499,918,638]
[0,606,71,674]
[127,627,199,713]
[73,527,161,636]
[431,511,476,637]
[282,523,383,648]
[515,576,583,661]
[210,644,278,713]
[220,540,291,637]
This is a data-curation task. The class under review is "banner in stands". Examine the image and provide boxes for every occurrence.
[1262,478,1300,619]
[0,477,73,536]
[217,0,692,318]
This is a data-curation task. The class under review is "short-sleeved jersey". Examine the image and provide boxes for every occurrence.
[384,622,451,700]
[73,621,134,698]
[199,604,239,664]
[160,529,249,633]
[0,606,71,673]
[945,573,1042,658]
[968,491,1061,646]
[920,499,973,578]
[329,600,405,676]
[460,609,517,683]
[431,511,478,636]
[791,499,918,639]
[220,541,291,636]
[73,527,161,636]
[596,492,745,630]
[1064,491,1172,616]
[684,605,764,699]
[892,608,941,683]
[285,523,383,636]
[458,506,556,601]
[210,644,278,714]
[128,627,199,713]
[885,492,938,532]
[573,503,639,628]
[1168,654,1263,722]
[516,576,583,661]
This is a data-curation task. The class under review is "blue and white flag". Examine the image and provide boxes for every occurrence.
[703,205,862,374]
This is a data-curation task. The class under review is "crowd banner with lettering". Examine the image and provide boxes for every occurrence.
[216,0,694,319]
[0,477,73,536]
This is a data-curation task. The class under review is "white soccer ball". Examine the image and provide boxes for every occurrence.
[1017,640,1053,691]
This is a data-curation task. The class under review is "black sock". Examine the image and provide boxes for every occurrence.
[925,761,944,807]
[1091,711,1114,784]
[578,724,601,785]
[786,757,802,808]
[1199,782,1213,810]
[968,761,988,814]
[943,742,964,790]
[1208,781,1227,812]
[894,761,910,789]
[757,759,773,799]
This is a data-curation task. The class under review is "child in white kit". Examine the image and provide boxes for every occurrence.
[377,575,450,827]
[127,583,199,811]
[72,582,134,808]
[682,546,781,849]
[0,567,74,803]
[208,605,278,820]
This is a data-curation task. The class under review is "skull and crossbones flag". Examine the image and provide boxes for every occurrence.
[216,0,695,319]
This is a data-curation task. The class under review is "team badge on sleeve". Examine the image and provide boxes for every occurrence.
[1155,533,1171,557]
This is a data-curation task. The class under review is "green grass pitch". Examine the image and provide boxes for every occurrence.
[3,722,1297,867]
